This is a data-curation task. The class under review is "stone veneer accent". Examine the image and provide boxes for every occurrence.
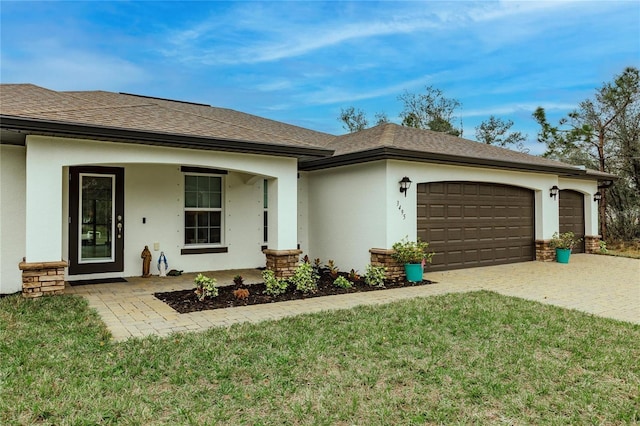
[584,235,601,254]
[19,260,68,298]
[263,249,303,279]
[369,248,405,282]
[535,240,554,262]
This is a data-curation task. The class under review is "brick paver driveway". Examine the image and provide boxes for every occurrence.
[68,254,639,340]
[425,254,639,324]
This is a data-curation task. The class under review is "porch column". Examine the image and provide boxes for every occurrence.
[263,171,300,278]
[266,173,298,250]
[22,140,67,296]
[534,186,560,261]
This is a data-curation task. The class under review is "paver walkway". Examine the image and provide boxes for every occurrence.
[67,254,639,340]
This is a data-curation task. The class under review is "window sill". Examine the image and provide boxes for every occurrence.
[181,247,228,255]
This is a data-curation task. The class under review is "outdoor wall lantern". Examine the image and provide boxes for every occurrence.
[593,191,602,202]
[549,185,559,199]
[399,176,412,197]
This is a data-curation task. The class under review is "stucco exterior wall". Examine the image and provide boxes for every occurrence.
[26,135,298,280]
[307,161,388,272]
[306,159,600,273]
[0,145,26,294]
[297,172,309,255]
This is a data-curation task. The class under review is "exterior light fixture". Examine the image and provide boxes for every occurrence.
[399,176,412,197]
[549,185,559,200]
[593,191,602,202]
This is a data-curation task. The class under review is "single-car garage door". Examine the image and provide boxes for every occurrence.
[417,182,535,271]
[559,190,585,253]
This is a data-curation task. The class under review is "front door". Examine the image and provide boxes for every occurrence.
[69,166,124,275]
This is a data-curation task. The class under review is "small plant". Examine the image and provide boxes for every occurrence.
[391,237,434,265]
[325,260,339,279]
[549,232,582,250]
[364,264,387,288]
[599,240,608,254]
[333,275,352,289]
[263,269,289,296]
[348,269,360,282]
[194,273,218,301]
[291,262,319,293]
[312,257,323,276]
[233,288,250,300]
[233,275,244,287]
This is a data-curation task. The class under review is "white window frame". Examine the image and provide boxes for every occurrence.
[183,173,225,247]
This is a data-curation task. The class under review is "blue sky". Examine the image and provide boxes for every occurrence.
[1,1,639,153]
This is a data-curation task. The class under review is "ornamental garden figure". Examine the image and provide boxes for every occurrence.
[141,246,152,278]
[158,251,168,277]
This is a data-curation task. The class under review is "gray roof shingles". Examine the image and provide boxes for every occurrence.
[1,84,610,178]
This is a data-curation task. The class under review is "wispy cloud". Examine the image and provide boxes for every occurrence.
[1,49,147,91]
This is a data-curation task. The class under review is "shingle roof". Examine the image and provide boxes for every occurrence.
[0,84,335,154]
[0,84,613,179]
[302,122,606,177]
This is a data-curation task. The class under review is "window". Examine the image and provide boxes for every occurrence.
[263,179,268,242]
[184,174,223,245]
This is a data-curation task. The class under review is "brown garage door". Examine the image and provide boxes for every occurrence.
[559,190,585,253]
[417,182,535,271]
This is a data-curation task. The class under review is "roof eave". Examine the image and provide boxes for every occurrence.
[0,115,334,159]
[299,147,595,177]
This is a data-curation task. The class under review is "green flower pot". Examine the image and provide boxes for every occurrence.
[556,248,571,264]
[404,263,424,282]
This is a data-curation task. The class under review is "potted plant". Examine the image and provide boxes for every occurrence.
[549,231,582,264]
[391,237,435,282]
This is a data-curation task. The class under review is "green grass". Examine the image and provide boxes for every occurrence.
[1,292,639,425]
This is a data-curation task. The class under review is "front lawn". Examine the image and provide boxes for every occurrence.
[1,291,638,425]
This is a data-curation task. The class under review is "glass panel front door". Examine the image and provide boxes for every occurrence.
[68,166,124,275]
[80,174,114,262]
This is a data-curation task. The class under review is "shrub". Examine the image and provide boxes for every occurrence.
[599,240,608,254]
[391,237,434,265]
[333,275,352,289]
[325,260,339,278]
[364,264,387,288]
[550,231,582,250]
[263,269,289,296]
[233,275,244,286]
[291,261,319,293]
[194,273,218,301]
[233,288,250,300]
[348,269,360,282]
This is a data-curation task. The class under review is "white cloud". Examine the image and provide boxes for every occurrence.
[461,102,578,118]
[1,50,147,91]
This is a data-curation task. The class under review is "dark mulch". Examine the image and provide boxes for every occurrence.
[154,272,435,314]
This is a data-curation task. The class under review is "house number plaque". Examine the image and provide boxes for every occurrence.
[396,200,406,220]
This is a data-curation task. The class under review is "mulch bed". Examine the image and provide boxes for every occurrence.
[154,272,434,314]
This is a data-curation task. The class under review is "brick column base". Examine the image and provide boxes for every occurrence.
[19,260,68,298]
[584,235,602,254]
[369,248,405,282]
[535,240,554,262]
[263,249,302,279]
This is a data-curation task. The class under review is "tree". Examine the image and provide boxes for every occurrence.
[533,66,640,241]
[398,86,462,136]
[338,107,368,133]
[338,107,389,133]
[475,115,528,152]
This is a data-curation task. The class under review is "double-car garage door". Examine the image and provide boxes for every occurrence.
[417,182,535,271]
